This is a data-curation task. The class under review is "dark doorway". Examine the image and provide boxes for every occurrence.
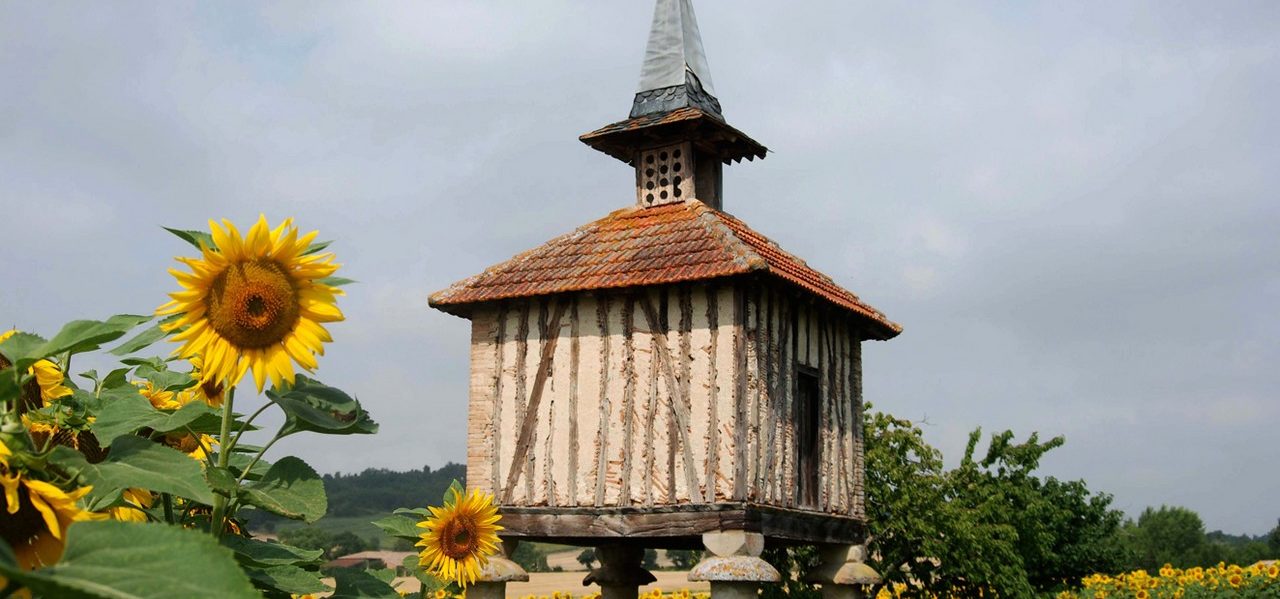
[796,366,821,507]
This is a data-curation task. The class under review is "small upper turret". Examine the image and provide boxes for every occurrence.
[579,0,767,211]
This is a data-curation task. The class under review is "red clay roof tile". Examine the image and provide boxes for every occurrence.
[430,201,900,338]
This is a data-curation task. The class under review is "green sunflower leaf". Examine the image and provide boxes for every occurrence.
[316,276,356,287]
[222,536,324,568]
[372,514,422,541]
[40,315,151,362]
[303,239,333,255]
[243,564,331,596]
[268,375,379,437]
[108,316,177,356]
[73,436,216,507]
[164,226,217,251]
[0,520,259,599]
[0,331,47,373]
[240,456,327,523]
[92,394,224,446]
[330,568,402,599]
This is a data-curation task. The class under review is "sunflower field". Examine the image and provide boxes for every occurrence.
[0,217,491,598]
[1054,563,1280,598]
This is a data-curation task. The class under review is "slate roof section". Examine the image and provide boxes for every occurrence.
[429,201,901,339]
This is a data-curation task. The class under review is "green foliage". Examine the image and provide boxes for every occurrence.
[858,408,1126,598]
[241,456,328,523]
[666,549,702,570]
[577,548,597,569]
[511,541,550,572]
[0,521,259,599]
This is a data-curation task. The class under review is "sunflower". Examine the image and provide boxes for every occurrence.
[107,488,154,523]
[0,329,73,407]
[136,379,187,410]
[0,439,105,572]
[416,487,503,588]
[158,216,343,392]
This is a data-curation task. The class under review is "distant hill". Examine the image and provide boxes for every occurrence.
[323,463,466,517]
[245,462,466,534]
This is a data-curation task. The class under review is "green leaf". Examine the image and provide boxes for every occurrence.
[222,536,323,568]
[0,520,258,599]
[393,507,431,517]
[205,466,238,496]
[444,479,465,505]
[0,331,47,372]
[135,363,197,392]
[402,554,436,586]
[76,436,216,506]
[92,394,222,446]
[244,563,330,595]
[102,367,133,390]
[164,227,216,251]
[372,514,421,541]
[303,239,333,255]
[108,318,174,356]
[267,376,378,437]
[227,453,272,482]
[330,569,401,599]
[241,456,327,523]
[41,315,151,360]
[316,276,355,287]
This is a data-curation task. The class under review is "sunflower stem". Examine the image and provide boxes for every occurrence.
[232,426,284,489]
[209,387,236,538]
[162,492,175,524]
[227,400,273,450]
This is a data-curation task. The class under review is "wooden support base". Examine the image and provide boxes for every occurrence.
[496,503,866,547]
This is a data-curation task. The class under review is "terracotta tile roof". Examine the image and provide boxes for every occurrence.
[430,201,900,339]
[579,107,768,165]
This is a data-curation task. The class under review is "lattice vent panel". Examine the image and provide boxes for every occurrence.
[636,143,694,207]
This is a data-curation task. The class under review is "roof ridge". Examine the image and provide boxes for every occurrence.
[690,202,768,272]
[710,207,868,302]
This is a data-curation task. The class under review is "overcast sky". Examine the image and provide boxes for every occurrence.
[2,2,1277,535]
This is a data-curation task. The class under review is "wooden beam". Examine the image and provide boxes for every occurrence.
[567,299,580,506]
[733,286,749,500]
[639,294,703,501]
[497,503,867,546]
[593,295,613,507]
[502,297,569,502]
[620,296,637,504]
[490,303,508,493]
[704,284,719,503]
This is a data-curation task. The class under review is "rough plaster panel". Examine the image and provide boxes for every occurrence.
[575,295,604,507]
[496,305,523,502]
[539,302,573,506]
[743,291,761,501]
[630,322,656,506]
[466,307,496,495]
[602,297,628,506]
[687,287,713,504]
[713,287,738,500]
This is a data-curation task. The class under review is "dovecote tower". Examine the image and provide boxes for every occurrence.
[430,2,899,598]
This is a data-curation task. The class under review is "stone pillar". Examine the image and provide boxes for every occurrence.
[469,539,529,599]
[802,544,880,599]
[583,545,657,599]
[689,531,781,599]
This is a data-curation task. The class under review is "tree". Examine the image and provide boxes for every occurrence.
[511,542,549,572]
[666,549,702,570]
[858,409,1126,597]
[642,548,659,571]
[1121,505,1211,570]
[1268,519,1280,555]
[577,548,597,569]
[329,531,369,559]
[279,527,336,558]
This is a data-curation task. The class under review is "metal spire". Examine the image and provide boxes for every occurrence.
[631,0,723,118]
